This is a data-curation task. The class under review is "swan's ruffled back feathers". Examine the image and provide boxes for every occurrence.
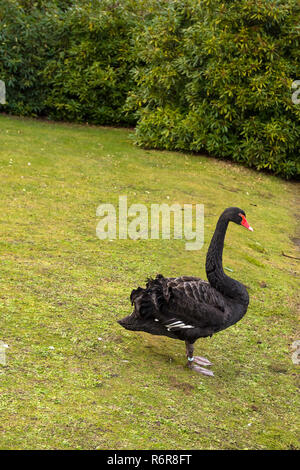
[119,274,232,339]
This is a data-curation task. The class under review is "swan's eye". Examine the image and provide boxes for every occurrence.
[239,213,253,232]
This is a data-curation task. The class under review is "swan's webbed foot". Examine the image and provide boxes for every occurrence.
[187,359,214,376]
[185,340,214,376]
[193,356,212,367]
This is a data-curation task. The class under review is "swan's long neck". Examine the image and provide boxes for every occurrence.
[205,214,249,306]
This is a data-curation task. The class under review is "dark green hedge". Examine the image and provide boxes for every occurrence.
[128,0,300,178]
[42,1,139,125]
[0,0,140,124]
[0,0,61,116]
[0,0,299,177]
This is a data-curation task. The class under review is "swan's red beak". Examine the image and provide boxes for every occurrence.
[240,214,253,232]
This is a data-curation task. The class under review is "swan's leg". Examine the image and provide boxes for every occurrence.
[185,341,214,376]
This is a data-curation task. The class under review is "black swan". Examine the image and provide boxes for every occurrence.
[118,207,253,376]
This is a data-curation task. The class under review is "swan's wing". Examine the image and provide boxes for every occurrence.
[155,275,230,333]
[128,274,230,338]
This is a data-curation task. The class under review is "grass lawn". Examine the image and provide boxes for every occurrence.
[0,114,299,450]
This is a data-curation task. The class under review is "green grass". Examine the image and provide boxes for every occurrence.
[0,114,299,450]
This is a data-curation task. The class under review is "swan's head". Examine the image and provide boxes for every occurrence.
[225,207,253,231]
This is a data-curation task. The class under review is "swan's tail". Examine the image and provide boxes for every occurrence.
[117,274,171,331]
